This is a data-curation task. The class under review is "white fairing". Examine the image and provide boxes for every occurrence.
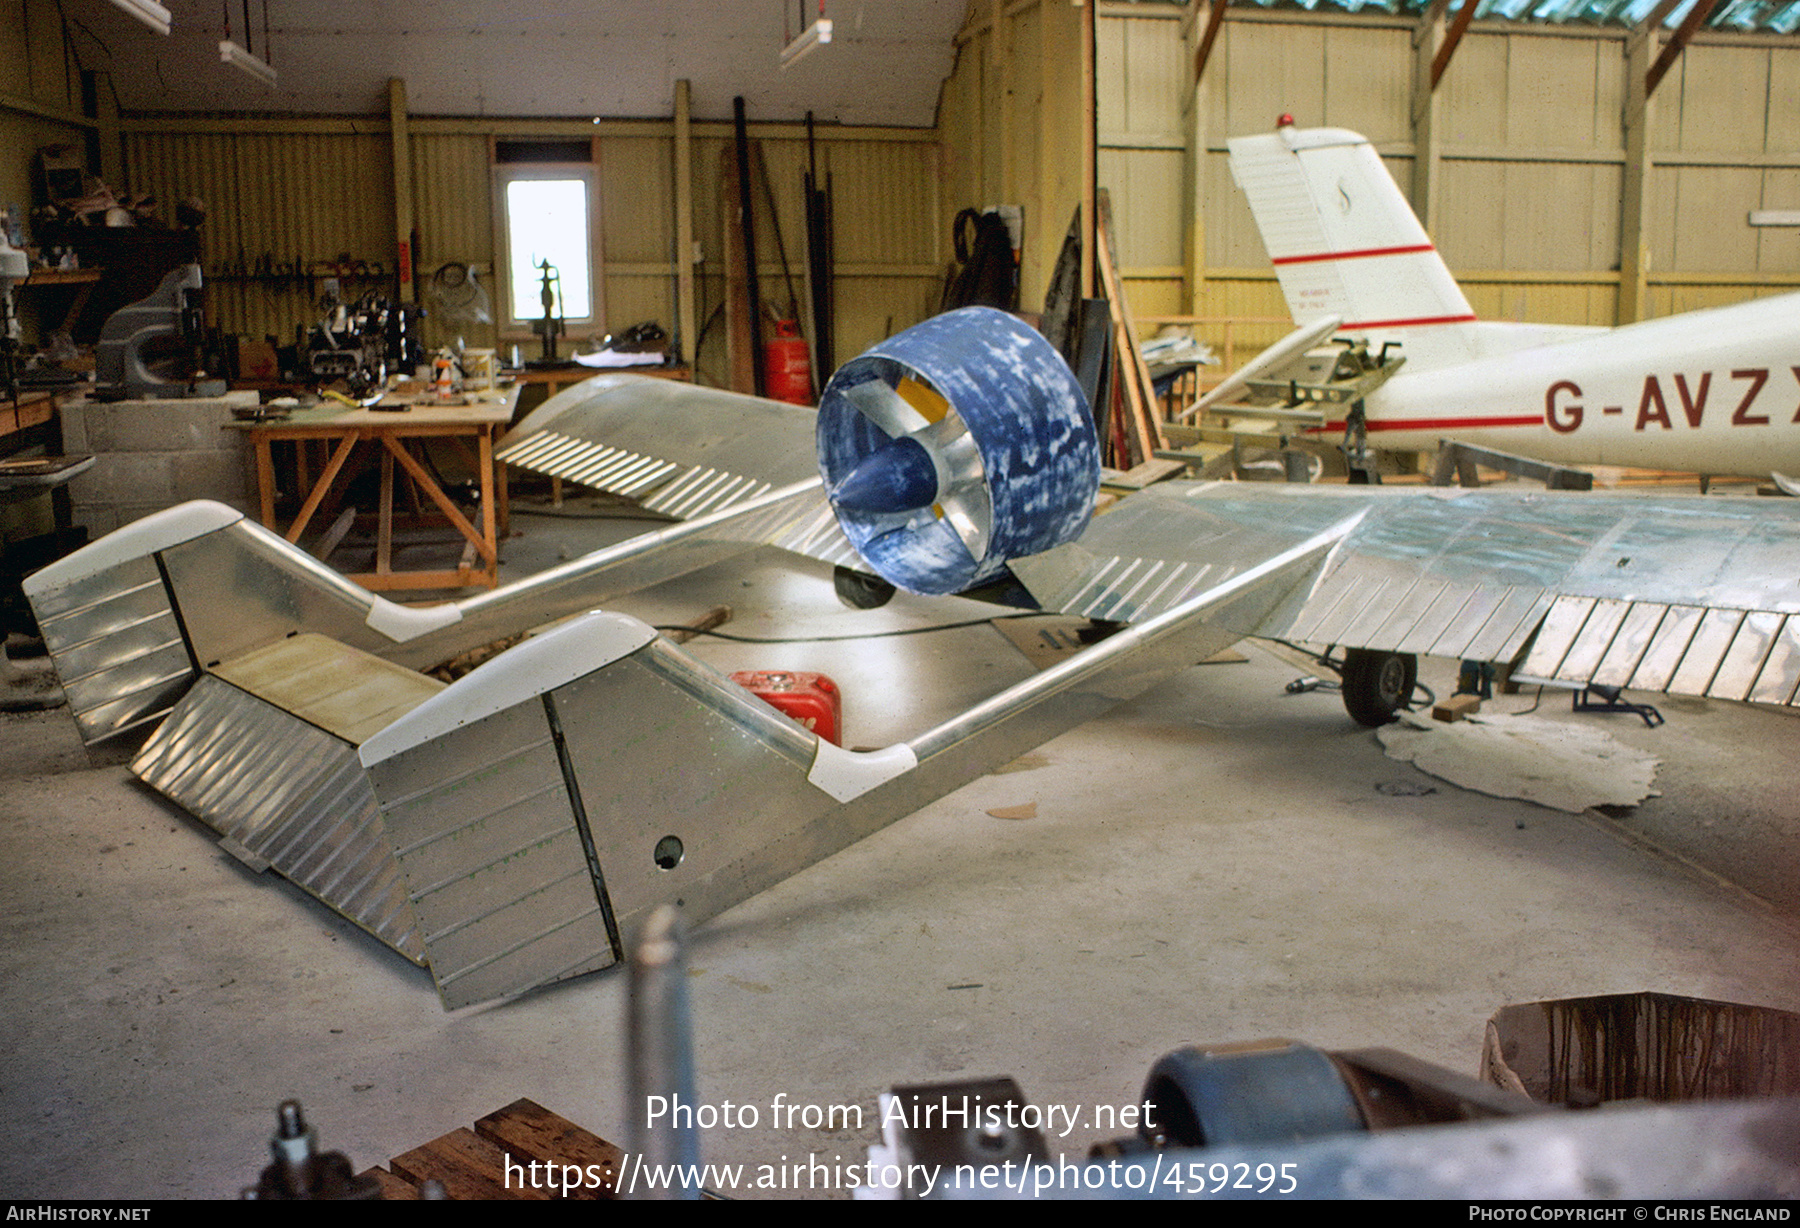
[1228,124,1800,478]
[21,502,242,595]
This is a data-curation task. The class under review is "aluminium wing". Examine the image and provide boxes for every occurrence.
[1010,482,1800,709]
[496,373,858,569]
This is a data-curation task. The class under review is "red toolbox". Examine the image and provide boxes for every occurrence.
[729,671,842,746]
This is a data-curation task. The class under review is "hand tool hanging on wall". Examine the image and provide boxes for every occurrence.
[732,97,765,397]
[803,112,836,383]
[752,140,812,404]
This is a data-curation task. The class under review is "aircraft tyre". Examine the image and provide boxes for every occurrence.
[833,565,896,610]
[1339,649,1417,727]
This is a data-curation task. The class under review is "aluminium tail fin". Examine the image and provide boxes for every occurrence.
[23,481,833,747]
[1227,124,1478,371]
[22,503,469,747]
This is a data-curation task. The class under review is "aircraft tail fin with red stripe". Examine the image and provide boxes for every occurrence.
[1228,124,1479,371]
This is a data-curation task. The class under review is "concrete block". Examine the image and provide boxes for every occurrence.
[115,503,175,529]
[106,396,247,453]
[68,452,174,509]
[71,506,118,538]
[58,401,91,452]
[172,449,254,510]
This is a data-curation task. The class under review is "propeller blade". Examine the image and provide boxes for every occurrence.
[843,378,929,438]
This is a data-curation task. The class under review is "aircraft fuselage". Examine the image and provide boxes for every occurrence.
[1322,288,1800,478]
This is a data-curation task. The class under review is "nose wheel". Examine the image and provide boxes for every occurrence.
[1339,648,1417,726]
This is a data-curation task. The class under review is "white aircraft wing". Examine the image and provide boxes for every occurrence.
[1011,482,1800,708]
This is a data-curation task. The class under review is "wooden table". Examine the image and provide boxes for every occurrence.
[1,389,58,441]
[236,387,518,591]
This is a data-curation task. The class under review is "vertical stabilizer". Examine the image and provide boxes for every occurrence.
[1228,126,1478,370]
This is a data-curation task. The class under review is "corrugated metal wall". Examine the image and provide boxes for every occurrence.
[407,131,494,353]
[1087,5,1799,364]
[1098,5,1192,324]
[80,5,1800,388]
[124,129,394,346]
[0,0,84,210]
[936,0,1084,312]
[688,131,943,370]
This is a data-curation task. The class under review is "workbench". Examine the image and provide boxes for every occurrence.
[1,388,58,442]
[234,386,519,591]
[1,388,82,537]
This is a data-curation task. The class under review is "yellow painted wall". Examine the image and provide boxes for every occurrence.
[936,0,1085,314]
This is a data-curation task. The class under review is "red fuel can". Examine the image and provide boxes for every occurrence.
[730,670,841,745]
[762,319,813,406]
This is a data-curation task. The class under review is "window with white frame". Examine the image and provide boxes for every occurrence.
[492,143,604,340]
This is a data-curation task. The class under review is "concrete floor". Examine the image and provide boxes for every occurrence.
[2,496,1798,1199]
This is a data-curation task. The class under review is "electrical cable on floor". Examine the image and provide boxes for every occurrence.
[511,504,675,522]
[653,611,1057,645]
[1270,637,1332,668]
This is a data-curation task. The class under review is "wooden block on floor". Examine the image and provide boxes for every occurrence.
[1103,457,1188,491]
[475,1097,622,1197]
[1433,693,1482,722]
[357,1098,618,1200]
[387,1126,545,1200]
[359,1166,422,1200]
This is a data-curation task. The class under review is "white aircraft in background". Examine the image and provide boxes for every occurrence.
[1209,121,1800,482]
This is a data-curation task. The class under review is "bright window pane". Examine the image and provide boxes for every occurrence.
[505,179,593,322]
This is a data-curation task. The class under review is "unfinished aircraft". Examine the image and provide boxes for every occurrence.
[1209,121,1800,483]
[26,307,1800,1008]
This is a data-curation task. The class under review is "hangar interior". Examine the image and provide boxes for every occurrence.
[2,0,1798,1200]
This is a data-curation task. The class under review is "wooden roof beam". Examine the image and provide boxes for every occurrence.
[1645,0,1720,98]
[1192,0,1229,88]
[1429,0,1479,90]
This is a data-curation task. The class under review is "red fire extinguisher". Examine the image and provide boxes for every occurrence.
[763,318,813,406]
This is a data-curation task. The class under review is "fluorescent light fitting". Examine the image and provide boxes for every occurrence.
[779,18,832,69]
[1748,210,1800,227]
[107,0,171,35]
[220,40,279,88]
